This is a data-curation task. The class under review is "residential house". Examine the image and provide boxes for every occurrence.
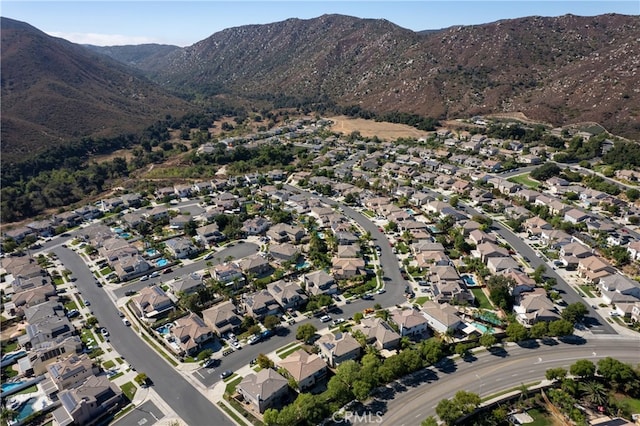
[317,332,361,367]
[165,237,198,259]
[237,254,271,276]
[113,255,150,281]
[19,311,74,351]
[268,243,300,264]
[468,230,496,246]
[421,301,463,334]
[278,349,327,391]
[133,286,174,319]
[237,369,289,413]
[267,280,308,311]
[243,290,281,320]
[499,268,536,296]
[170,313,215,356]
[352,317,401,350]
[53,375,123,426]
[564,208,591,224]
[168,273,204,295]
[242,217,271,235]
[301,270,337,296]
[212,263,245,287]
[169,214,192,230]
[196,223,225,248]
[173,184,192,198]
[486,257,522,274]
[48,354,99,391]
[267,223,305,244]
[514,288,559,325]
[429,266,474,304]
[598,274,640,306]
[476,242,510,263]
[332,257,366,280]
[202,301,242,337]
[577,256,616,284]
[390,308,429,337]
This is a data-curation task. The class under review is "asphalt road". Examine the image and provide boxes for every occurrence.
[53,246,234,426]
[112,400,162,426]
[375,338,640,425]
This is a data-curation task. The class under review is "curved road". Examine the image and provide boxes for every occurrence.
[378,338,639,425]
[53,246,234,426]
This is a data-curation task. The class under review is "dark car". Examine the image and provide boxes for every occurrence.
[203,358,219,368]
[124,290,136,296]
[162,268,173,274]
[220,370,233,379]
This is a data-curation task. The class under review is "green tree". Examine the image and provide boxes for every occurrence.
[561,302,588,324]
[257,353,274,369]
[581,380,608,408]
[421,417,438,426]
[263,315,281,331]
[420,339,445,365]
[505,322,529,342]
[548,319,575,337]
[529,321,548,339]
[570,359,596,379]
[546,367,568,382]
[197,349,213,361]
[479,333,497,349]
[295,323,317,343]
[353,312,364,323]
[597,357,640,393]
[436,391,481,425]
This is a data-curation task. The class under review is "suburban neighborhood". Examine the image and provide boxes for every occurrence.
[2,115,640,426]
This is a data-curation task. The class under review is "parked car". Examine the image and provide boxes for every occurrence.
[162,268,173,274]
[124,290,136,296]
[376,288,386,294]
[231,341,242,349]
[332,318,345,326]
[203,358,219,368]
[83,299,91,306]
[140,275,149,281]
[100,328,110,337]
[220,370,233,379]
[118,311,125,318]
[149,271,160,278]
[248,335,261,345]
[66,309,80,318]
[361,294,373,300]
[320,315,332,323]
[122,318,131,326]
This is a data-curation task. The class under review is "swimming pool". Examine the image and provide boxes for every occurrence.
[461,274,477,286]
[112,227,123,234]
[156,258,169,267]
[156,324,173,335]
[471,322,494,334]
[119,232,132,239]
[296,261,310,270]
[1,381,25,393]
[405,208,416,215]
[146,249,159,257]
[16,397,37,422]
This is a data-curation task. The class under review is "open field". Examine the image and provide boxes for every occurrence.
[327,115,432,140]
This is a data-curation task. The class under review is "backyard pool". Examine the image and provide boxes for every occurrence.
[118,232,132,239]
[296,261,311,270]
[16,398,37,422]
[146,249,159,257]
[112,227,123,234]
[0,350,27,367]
[156,258,169,267]
[471,322,494,334]
[405,208,417,216]
[156,324,173,335]
[461,274,478,287]
[1,381,25,393]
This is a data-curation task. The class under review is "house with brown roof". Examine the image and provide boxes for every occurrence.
[244,290,281,320]
[236,254,271,276]
[237,369,290,413]
[332,257,365,280]
[317,332,361,367]
[268,243,300,264]
[499,268,536,296]
[390,308,429,337]
[202,301,242,337]
[133,286,174,319]
[421,301,463,334]
[212,263,245,287]
[47,354,99,391]
[577,256,616,284]
[301,270,337,296]
[487,257,522,274]
[476,242,509,263]
[53,375,123,426]
[352,317,401,350]
[267,280,308,310]
[514,288,559,325]
[598,274,640,306]
[170,313,215,356]
[278,349,327,391]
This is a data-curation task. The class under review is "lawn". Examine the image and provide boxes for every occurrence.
[276,341,301,354]
[64,300,78,311]
[16,385,38,395]
[278,345,302,359]
[579,285,595,298]
[108,372,124,381]
[99,266,113,276]
[472,288,493,310]
[414,296,430,305]
[225,376,243,395]
[120,381,137,401]
[613,394,640,413]
[115,357,125,365]
[508,174,540,189]
[103,360,116,370]
[527,408,555,426]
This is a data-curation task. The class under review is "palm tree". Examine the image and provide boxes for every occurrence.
[581,380,608,409]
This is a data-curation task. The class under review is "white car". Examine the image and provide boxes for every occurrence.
[332,318,345,326]
[140,275,149,281]
[122,318,131,326]
[320,315,332,323]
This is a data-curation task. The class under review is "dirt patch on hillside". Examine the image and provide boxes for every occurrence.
[327,115,432,140]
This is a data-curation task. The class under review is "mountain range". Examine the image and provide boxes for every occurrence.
[2,13,639,163]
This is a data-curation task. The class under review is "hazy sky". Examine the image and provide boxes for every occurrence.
[2,1,639,47]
